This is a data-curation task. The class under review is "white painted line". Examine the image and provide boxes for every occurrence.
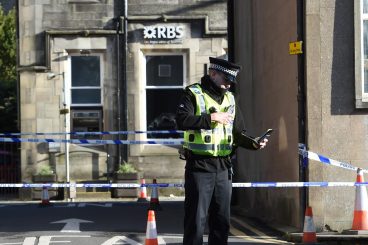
[101,236,142,245]
[0,237,37,245]
[38,236,90,245]
[158,236,166,244]
[231,217,291,244]
[51,218,93,232]
[78,203,112,208]
[23,237,37,245]
[53,203,113,208]
[231,216,268,237]
[230,225,271,243]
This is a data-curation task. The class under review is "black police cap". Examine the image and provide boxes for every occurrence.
[209,57,241,83]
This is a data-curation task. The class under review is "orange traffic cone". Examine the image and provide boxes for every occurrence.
[145,210,158,245]
[138,178,148,202]
[352,168,368,230]
[40,186,51,206]
[302,206,317,244]
[149,179,162,211]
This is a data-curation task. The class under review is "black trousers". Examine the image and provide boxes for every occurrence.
[183,169,232,245]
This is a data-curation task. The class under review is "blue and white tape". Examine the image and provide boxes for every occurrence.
[1,182,368,188]
[0,137,184,145]
[0,130,184,136]
[298,145,368,173]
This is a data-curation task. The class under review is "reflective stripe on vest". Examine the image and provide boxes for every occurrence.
[190,85,206,113]
[184,84,235,156]
[185,143,233,151]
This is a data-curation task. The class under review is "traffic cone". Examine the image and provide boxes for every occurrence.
[352,168,368,230]
[149,179,162,211]
[302,206,317,244]
[40,186,51,206]
[145,210,158,245]
[138,178,148,202]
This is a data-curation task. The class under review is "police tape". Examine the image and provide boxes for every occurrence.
[1,182,368,188]
[298,147,368,173]
[0,130,184,136]
[0,137,184,145]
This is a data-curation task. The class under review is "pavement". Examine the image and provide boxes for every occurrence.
[231,205,368,245]
[262,220,368,244]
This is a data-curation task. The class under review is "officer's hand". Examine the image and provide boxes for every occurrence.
[258,138,268,149]
[253,137,268,149]
[210,112,234,125]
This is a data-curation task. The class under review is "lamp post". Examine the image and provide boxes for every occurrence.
[47,72,70,197]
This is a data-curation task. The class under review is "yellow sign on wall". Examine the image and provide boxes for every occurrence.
[289,41,303,55]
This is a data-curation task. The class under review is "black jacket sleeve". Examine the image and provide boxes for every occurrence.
[175,88,212,130]
[232,103,258,150]
[233,128,258,150]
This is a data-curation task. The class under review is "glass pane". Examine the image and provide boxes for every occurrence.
[146,89,183,138]
[71,56,100,87]
[364,0,368,13]
[72,89,101,104]
[364,66,368,93]
[364,21,368,59]
[146,55,183,86]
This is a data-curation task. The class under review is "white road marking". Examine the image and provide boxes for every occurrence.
[101,236,142,245]
[77,203,112,208]
[0,237,36,245]
[157,236,166,244]
[23,237,37,245]
[51,218,93,232]
[231,217,291,244]
[38,235,90,245]
[52,203,76,208]
[54,203,113,208]
[100,235,167,245]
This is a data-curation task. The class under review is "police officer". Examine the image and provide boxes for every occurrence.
[176,57,267,245]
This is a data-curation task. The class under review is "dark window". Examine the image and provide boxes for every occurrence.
[146,55,184,138]
[146,55,183,86]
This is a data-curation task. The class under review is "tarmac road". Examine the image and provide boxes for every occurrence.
[0,200,292,245]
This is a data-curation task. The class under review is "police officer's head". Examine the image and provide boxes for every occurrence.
[208,57,241,90]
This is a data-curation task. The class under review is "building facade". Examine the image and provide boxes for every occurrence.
[231,0,368,231]
[17,0,228,198]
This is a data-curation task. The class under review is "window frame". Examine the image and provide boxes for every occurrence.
[141,52,187,139]
[68,53,104,107]
[68,0,101,3]
[355,0,368,107]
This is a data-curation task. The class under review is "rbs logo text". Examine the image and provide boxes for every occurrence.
[143,26,185,39]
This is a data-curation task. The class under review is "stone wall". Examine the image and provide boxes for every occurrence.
[306,0,360,232]
[17,0,228,194]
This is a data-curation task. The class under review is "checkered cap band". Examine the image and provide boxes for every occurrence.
[209,63,239,77]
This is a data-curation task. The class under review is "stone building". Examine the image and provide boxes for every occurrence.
[15,0,368,233]
[17,0,228,198]
[231,0,368,232]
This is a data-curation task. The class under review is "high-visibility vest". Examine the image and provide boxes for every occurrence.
[184,83,235,156]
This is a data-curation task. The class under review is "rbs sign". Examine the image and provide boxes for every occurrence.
[143,25,185,39]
